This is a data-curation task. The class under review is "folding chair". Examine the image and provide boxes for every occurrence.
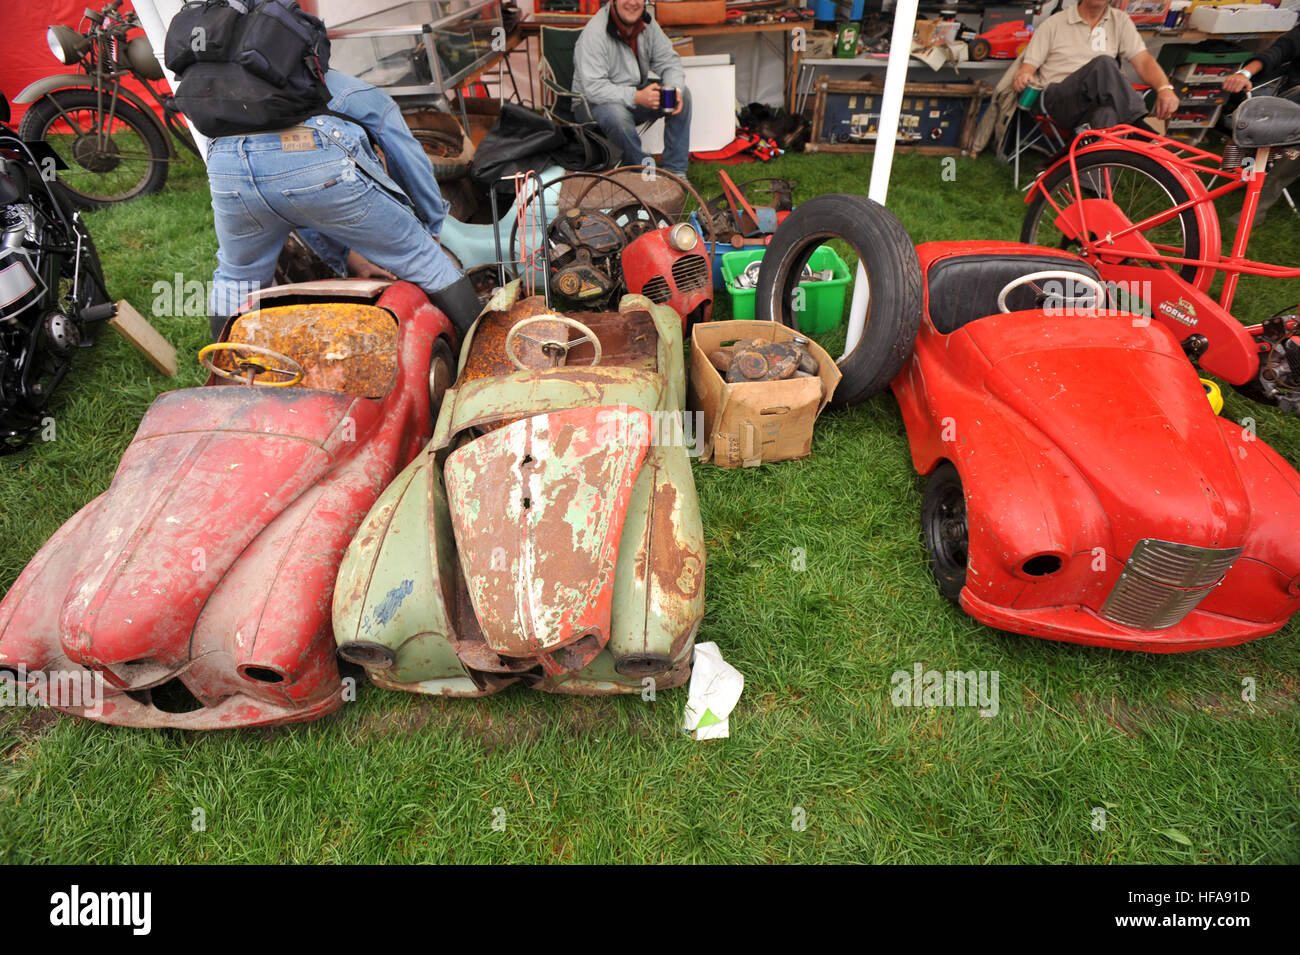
[538,26,590,126]
[1002,86,1069,190]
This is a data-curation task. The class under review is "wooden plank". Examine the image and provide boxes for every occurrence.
[109,299,177,377]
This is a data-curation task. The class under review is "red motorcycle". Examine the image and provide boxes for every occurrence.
[15,0,200,209]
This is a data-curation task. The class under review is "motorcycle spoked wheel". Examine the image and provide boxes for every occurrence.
[19,89,169,209]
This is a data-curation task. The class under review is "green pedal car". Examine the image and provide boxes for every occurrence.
[332,281,706,695]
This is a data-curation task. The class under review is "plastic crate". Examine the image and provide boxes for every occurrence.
[721,246,851,333]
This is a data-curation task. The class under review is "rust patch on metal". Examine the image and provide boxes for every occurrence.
[220,303,398,396]
[647,481,704,599]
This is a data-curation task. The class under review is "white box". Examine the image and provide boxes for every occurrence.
[1188,4,1297,32]
[640,54,736,155]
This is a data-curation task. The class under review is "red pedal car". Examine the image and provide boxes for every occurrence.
[0,279,456,727]
[893,241,1300,651]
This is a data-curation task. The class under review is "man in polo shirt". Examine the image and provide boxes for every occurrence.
[573,0,691,175]
[1012,0,1179,132]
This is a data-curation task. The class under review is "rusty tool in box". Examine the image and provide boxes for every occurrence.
[711,337,819,382]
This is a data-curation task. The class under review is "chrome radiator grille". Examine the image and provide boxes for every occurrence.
[1101,539,1242,630]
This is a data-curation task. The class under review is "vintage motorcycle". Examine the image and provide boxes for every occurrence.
[15,0,200,209]
[0,93,114,453]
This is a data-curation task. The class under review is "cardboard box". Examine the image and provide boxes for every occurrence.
[689,321,842,468]
[1188,3,1297,31]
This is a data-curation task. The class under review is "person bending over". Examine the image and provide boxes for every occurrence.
[205,70,480,340]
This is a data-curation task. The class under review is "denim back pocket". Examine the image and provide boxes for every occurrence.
[209,187,263,238]
[278,160,373,228]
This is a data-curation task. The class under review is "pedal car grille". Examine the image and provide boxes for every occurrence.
[1100,539,1242,630]
[671,254,710,293]
[641,275,672,304]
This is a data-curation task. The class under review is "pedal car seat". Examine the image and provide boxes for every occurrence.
[923,244,1102,334]
[222,303,399,397]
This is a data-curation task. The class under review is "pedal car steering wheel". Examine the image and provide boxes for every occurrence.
[505,314,603,370]
[996,270,1107,314]
[198,342,304,387]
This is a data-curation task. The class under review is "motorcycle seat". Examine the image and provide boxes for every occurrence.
[1231,96,1300,149]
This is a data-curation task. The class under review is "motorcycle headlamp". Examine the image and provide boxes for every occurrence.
[47,25,90,66]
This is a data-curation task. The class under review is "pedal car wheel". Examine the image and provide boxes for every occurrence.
[922,461,968,602]
[428,337,456,421]
[1022,149,1208,286]
[755,193,921,408]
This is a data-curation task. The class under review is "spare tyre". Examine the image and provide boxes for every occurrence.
[402,108,475,180]
[755,193,921,408]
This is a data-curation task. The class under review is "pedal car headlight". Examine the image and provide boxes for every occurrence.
[668,222,699,252]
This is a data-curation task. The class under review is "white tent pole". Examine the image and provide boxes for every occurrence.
[131,0,209,157]
[841,0,918,360]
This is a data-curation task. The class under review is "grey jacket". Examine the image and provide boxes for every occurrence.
[572,5,686,109]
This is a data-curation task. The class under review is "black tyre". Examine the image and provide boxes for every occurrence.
[921,461,968,602]
[1021,148,1207,286]
[755,193,922,408]
[970,38,991,61]
[20,89,169,209]
[411,128,474,180]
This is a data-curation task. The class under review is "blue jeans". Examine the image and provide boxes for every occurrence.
[578,89,692,176]
[205,123,462,319]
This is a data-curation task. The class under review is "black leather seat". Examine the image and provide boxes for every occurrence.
[927,253,1102,334]
[1232,96,1300,148]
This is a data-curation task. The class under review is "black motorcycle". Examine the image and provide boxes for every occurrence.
[0,92,114,454]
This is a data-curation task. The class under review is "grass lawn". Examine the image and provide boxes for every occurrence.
[1,146,1297,864]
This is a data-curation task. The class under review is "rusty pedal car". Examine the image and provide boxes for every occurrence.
[0,280,455,727]
[333,280,706,694]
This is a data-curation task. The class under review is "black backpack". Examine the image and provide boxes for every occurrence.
[165,0,332,137]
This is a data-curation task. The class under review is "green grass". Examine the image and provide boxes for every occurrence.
[1,149,1298,864]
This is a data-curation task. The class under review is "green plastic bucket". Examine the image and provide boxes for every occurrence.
[721,246,851,333]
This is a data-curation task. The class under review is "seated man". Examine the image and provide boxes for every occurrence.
[1013,0,1179,132]
[572,0,691,176]
[1223,23,1300,223]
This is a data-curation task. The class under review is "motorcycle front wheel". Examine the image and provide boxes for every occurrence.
[19,89,169,209]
